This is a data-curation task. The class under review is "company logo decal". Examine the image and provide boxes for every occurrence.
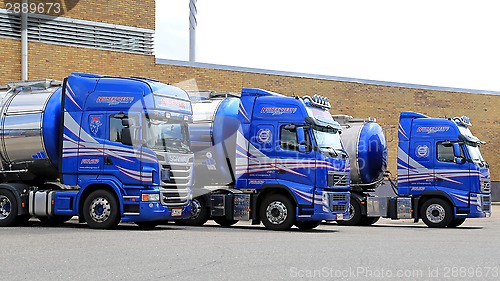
[310,108,331,120]
[158,97,190,110]
[249,180,265,185]
[96,96,134,105]
[415,145,429,158]
[261,107,297,115]
[90,116,102,135]
[257,129,272,143]
[417,126,450,134]
[81,159,99,164]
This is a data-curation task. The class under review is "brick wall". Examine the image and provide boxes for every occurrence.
[0,0,154,29]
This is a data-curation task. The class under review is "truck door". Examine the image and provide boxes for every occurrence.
[247,124,276,187]
[102,112,142,185]
[276,123,316,189]
[407,141,434,194]
[78,113,104,176]
[434,141,470,196]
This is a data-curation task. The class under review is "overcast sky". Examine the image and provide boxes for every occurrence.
[156,0,500,92]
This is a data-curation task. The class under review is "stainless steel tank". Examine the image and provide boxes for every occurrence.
[0,80,62,182]
[332,115,388,190]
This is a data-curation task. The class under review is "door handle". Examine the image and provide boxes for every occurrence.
[104,157,113,165]
[434,177,443,182]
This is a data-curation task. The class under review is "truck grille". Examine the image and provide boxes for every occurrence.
[482,195,491,212]
[329,193,349,213]
[331,194,349,201]
[328,172,349,187]
[160,163,192,207]
[161,189,190,207]
[481,181,491,193]
[331,204,348,212]
[162,164,192,187]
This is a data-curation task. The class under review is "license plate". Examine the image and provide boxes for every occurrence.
[171,208,182,217]
[336,213,344,221]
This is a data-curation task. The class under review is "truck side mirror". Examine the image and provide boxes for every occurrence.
[298,144,307,153]
[453,143,464,164]
[121,128,133,146]
[122,119,130,127]
[296,127,306,145]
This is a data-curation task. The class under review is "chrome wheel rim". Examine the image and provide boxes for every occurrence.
[190,199,202,219]
[266,201,288,225]
[426,204,445,223]
[0,195,11,220]
[89,197,111,223]
[346,204,355,221]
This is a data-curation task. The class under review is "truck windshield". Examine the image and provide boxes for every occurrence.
[312,125,345,157]
[466,143,487,167]
[145,120,190,153]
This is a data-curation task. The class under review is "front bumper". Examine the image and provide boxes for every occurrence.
[456,193,491,219]
[121,201,192,223]
[296,191,350,222]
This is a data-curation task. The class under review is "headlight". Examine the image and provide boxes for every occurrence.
[322,192,329,212]
[142,194,160,202]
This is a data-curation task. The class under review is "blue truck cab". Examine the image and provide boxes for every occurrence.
[0,73,193,229]
[397,112,491,225]
[186,88,350,231]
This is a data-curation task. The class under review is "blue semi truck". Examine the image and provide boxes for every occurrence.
[183,88,350,231]
[0,73,193,229]
[332,112,491,228]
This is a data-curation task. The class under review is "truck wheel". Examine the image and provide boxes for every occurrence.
[337,198,362,226]
[213,217,238,227]
[0,190,18,227]
[83,190,120,229]
[447,218,466,228]
[38,216,74,226]
[177,198,209,226]
[420,198,453,228]
[360,216,380,226]
[260,194,295,231]
[295,221,321,230]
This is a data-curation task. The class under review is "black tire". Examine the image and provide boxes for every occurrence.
[447,218,466,228]
[177,197,209,226]
[38,216,73,226]
[260,194,295,231]
[360,216,380,226]
[420,198,453,228]
[83,190,120,229]
[295,220,321,230]
[337,198,363,226]
[213,216,238,227]
[136,221,159,229]
[0,189,18,227]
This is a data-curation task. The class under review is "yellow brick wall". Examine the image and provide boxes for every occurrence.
[0,0,153,29]
[1,39,497,180]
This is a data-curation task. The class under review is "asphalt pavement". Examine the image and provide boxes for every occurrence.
[1,206,499,281]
